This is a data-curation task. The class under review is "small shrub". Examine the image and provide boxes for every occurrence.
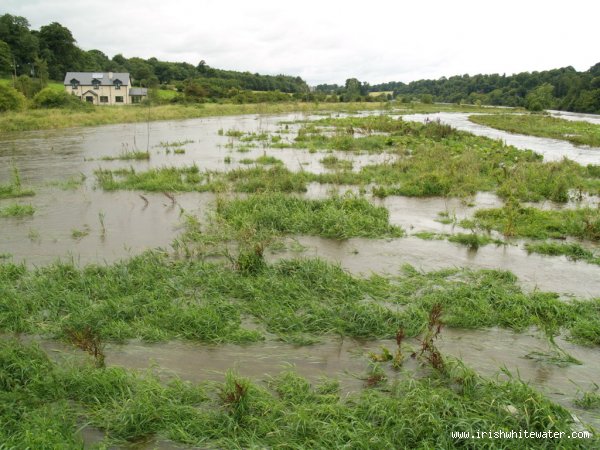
[33,88,81,109]
[0,84,26,112]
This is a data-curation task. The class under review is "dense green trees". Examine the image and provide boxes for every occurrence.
[0,12,596,111]
[368,65,600,113]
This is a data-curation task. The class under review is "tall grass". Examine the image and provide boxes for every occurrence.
[215,193,404,239]
[1,254,599,346]
[0,338,594,448]
[468,205,600,240]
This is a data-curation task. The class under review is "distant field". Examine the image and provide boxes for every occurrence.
[0,77,64,91]
[369,91,393,97]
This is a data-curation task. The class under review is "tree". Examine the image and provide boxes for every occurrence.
[38,22,79,79]
[33,57,48,87]
[525,83,555,111]
[343,78,362,101]
[0,40,11,74]
[0,14,38,75]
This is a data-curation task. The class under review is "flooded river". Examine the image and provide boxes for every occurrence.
[3,110,600,444]
[403,112,600,164]
[2,112,600,297]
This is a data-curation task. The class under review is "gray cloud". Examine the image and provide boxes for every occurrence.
[2,0,598,85]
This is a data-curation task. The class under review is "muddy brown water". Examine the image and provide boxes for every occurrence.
[33,327,600,432]
[2,113,600,295]
[2,112,600,446]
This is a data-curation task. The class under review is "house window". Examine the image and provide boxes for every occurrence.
[70,79,79,89]
[92,80,100,89]
[115,96,124,103]
[100,96,108,103]
[86,96,94,103]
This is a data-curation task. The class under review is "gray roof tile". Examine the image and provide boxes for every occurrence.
[64,72,131,86]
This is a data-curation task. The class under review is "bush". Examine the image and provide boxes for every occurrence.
[0,84,26,112]
[32,88,81,109]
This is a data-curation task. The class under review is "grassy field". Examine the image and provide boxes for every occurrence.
[469,114,600,147]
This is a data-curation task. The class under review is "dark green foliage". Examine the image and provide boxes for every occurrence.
[370,63,600,114]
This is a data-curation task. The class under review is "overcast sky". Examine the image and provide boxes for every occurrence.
[3,0,599,85]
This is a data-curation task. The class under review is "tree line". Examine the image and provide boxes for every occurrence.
[0,12,597,112]
[369,65,600,113]
[0,13,309,104]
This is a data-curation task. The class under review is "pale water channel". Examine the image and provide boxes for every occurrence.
[2,110,600,444]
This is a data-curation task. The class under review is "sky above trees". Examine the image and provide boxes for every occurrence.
[2,0,598,85]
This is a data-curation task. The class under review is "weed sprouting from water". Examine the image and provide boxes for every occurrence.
[71,225,90,240]
[98,211,106,238]
[0,165,35,199]
[412,303,445,371]
[65,326,105,367]
[574,385,600,410]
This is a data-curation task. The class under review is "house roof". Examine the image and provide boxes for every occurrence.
[64,72,131,86]
[129,88,148,96]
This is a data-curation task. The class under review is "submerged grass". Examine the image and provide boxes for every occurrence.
[96,164,309,194]
[525,241,600,266]
[93,114,600,202]
[466,205,600,241]
[447,233,504,250]
[100,150,151,161]
[1,253,599,346]
[0,102,395,133]
[469,114,600,147]
[0,203,35,218]
[1,338,592,448]
[0,166,35,200]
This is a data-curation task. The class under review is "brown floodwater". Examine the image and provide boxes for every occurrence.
[268,235,600,299]
[33,327,600,431]
[2,112,600,446]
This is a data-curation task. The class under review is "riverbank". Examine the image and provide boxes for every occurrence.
[469,114,600,147]
[0,102,513,133]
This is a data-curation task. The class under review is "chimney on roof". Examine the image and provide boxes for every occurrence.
[108,72,113,80]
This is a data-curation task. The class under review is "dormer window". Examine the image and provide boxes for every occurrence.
[92,79,100,89]
[70,79,79,89]
[113,79,122,90]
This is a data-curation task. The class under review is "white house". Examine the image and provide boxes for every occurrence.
[63,72,148,105]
